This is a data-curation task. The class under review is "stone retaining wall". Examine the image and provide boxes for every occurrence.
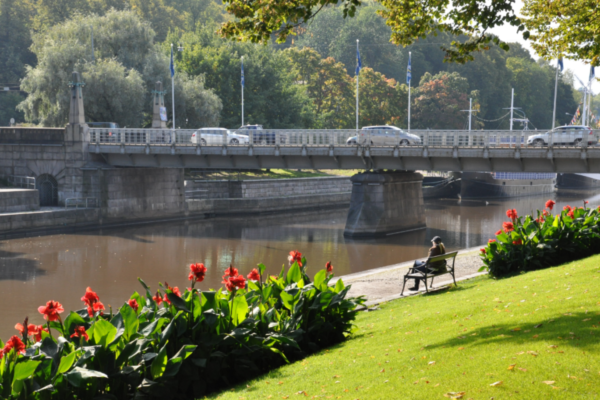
[0,189,40,212]
[185,176,351,199]
[0,208,99,238]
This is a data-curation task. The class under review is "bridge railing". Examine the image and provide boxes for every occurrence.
[88,128,600,148]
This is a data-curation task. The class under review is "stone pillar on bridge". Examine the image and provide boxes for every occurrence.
[151,81,167,129]
[65,71,88,143]
[344,171,426,238]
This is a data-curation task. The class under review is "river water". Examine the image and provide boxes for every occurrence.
[0,193,597,339]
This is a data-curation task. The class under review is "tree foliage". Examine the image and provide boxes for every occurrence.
[0,0,36,84]
[18,10,221,127]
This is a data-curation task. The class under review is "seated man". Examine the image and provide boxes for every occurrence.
[408,236,446,291]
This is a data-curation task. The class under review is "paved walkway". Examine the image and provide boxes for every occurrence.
[334,248,486,306]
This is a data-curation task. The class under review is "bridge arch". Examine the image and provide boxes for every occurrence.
[36,174,58,206]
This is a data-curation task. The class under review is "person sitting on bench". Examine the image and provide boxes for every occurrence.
[408,236,446,291]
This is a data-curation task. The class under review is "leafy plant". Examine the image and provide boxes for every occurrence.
[479,200,600,277]
[0,252,364,399]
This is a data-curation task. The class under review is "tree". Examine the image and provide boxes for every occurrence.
[0,0,36,84]
[412,72,479,130]
[358,67,406,127]
[18,10,221,127]
[0,92,25,126]
[220,0,599,65]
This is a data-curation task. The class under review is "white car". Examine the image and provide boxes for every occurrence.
[351,125,421,146]
[191,128,249,145]
[527,125,597,147]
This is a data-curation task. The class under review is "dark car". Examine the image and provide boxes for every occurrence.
[88,122,120,129]
[236,125,286,145]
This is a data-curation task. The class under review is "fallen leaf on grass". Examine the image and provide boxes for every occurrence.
[507,364,516,370]
[518,368,528,372]
[534,324,543,328]
[490,381,503,386]
[443,392,466,399]
[542,381,555,385]
[296,391,308,396]
[548,345,557,348]
[428,361,436,365]
[458,347,465,351]
[583,318,591,322]
[512,328,521,332]
[278,381,284,385]
[527,351,539,356]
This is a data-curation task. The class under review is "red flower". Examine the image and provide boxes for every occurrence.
[506,209,518,220]
[163,285,181,305]
[223,275,246,291]
[288,250,303,267]
[188,263,207,282]
[3,336,25,355]
[70,326,89,341]
[535,217,544,223]
[31,325,47,342]
[38,300,64,322]
[545,200,555,210]
[15,323,37,336]
[81,287,99,308]
[247,268,260,281]
[488,239,496,243]
[512,239,522,245]
[495,229,502,235]
[480,248,486,254]
[502,221,514,233]
[87,301,105,317]
[567,210,574,218]
[152,291,163,306]
[584,200,589,205]
[563,205,572,211]
[326,261,333,273]
[223,265,238,278]
[542,210,549,216]
[128,299,139,312]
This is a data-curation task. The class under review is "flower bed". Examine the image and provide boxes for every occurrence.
[480,200,600,277]
[0,252,364,399]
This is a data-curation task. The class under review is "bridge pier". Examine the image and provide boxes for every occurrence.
[343,171,426,238]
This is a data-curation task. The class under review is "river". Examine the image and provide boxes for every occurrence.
[0,192,597,339]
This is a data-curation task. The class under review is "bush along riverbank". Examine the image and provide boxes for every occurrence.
[0,253,364,399]
[480,199,600,277]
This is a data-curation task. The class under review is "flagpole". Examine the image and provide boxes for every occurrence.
[552,59,560,130]
[241,56,244,127]
[171,44,175,139]
[408,51,411,132]
[356,39,359,133]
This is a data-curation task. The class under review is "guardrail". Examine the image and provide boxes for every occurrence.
[88,128,600,149]
[65,197,98,208]
[2,175,36,189]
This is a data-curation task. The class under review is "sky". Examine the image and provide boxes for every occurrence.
[489,1,598,94]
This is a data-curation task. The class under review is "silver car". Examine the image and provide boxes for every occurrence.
[354,125,421,146]
[191,128,249,145]
[527,125,597,147]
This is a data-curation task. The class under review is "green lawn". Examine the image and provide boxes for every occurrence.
[207,256,600,399]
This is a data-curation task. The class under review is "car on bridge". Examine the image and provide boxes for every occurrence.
[347,125,422,146]
[235,125,286,145]
[191,128,249,145]
[527,125,597,147]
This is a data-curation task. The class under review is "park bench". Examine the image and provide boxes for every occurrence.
[401,251,459,294]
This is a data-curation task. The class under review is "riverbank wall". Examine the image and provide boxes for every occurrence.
[0,175,352,238]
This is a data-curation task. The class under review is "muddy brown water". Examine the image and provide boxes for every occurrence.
[0,192,597,340]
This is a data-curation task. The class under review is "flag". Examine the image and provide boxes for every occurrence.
[558,58,563,72]
[355,47,362,76]
[407,52,412,84]
[590,66,596,81]
[170,46,175,78]
[241,57,244,88]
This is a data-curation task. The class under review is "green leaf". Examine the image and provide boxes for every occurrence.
[151,342,169,380]
[257,263,266,275]
[286,262,303,285]
[13,360,41,381]
[63,312,86,337]
[56,351,78,375]
[64,367,108,387]
[172,344,197,361]
[166,292,190,313]
[119,303,139,341]
[313,270,327,291]
[140,318,164,337]
[231,294,248,326]
[92,319,117,349]
[334,279,345,293]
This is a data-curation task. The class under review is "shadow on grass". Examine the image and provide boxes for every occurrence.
[420,283,476,297]
[426,312,597,351]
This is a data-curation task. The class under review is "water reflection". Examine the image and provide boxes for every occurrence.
[0,192,597,339]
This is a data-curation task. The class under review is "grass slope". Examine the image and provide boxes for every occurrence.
[208,255,600,399]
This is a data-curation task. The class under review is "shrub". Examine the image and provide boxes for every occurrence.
[479,200,600,277]
[0,252,364,399]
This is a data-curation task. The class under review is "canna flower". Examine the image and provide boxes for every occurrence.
[288,250,303,267]
[535,217,544,224]
[567,210,574,219]
[247,268,260,281]
[128,299,139,312]
[545,200,555,210]
[152,291,163,306]
[87,302,105,317]
[81,287,99,308]
[188,263,207,283]
[480,248,486,254]
[563,205,572,211]
[326,261,333,273]
[4,336,26,355]
[584,200,589,205]
[222,265,239,278]
[15,323,36,337]
[495,229,502,235]
[223,275,246,291]
[163,284,181,305]
[506,209,518,220]
[512,239,522,245]
[502,221,514,233]
[31,325,47,342]
[488,239,496,243]
[70,326,89,341]
[542,210,549,216]
[38,300,64,322]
